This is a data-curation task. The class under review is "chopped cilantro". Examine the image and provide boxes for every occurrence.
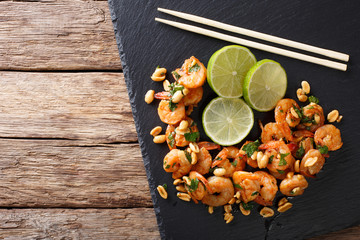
[185,151,192,163]
[317,145,328,154]
[242,140,260,157]
[234,183,243,189]
[307,106,314,109]
[290,189,295,195]
[184,131,200,142]
[172,71,181,80]
[169,83,184,95]
[168,100,177,112]
[188,63,200,73]
[172,162,176,168]
[215,157,222,161]
[277,169,285,174]
[251,191,259,196]
[269,155,274,164]
[162,183,168,191]
[296,145,305,159]
[293,105,302,118]
[167,132,175,148]
[308,95,319,104]
[278,153,289,166]
[165,164,170,169]
[231,160,238,166]
[241,202,254,210]
[187,178,199,192]
[279,109,284,113]
[163,161,167,166]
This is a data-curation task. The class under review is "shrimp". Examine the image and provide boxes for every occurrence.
[191,147,212,175]
[232,171,260,203]
[186,171,212,203]
[158,100,185,125]
[165,117,199,149]
[259,140,295,173]
[182,87,203,106]
[314,124,343,151]
[201,176,234,207]
[197,141,221,150]
[300,149,326,177]
[253,171,278,206]
[280,173,308,196]
[163,149,192,179]
[275,99,301,128]
[297,103,325,132]
[261,122,291,143]
[175,56,207,89]
[214,147,246,177]
[240,141,258,168]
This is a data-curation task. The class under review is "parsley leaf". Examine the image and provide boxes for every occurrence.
[169,83,184,95]
[172,71,181,81]
[231,160,238,166]
[269,155,274,164]
[184,131,200,142]
[293,105,302,118]
[168,100,177,112]
[308,95,319,104]
[185,151,192,164]
[251,191,259,196]
[296,145,305,159]
[241,202,254,210]
[162,183,168,191]
[187,178,199,192]
[165,164,170,169]
[188,63,200,73]
[167,132,175,148]
[234,183,243,189]
[317,145,328,154]
[242,140,260,157]
[278,153,289,166]
[277,169,285,174]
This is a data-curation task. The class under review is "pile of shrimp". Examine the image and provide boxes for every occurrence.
[147,56,343,223]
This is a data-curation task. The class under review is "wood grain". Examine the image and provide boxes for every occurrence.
[0,139,152,208]
[0,71,137,143]
[0,208,160,240]
[0,0,121,71]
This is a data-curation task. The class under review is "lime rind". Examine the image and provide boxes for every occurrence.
[202,97,254,146]
[243,59,287,112]
[207,45,257,98]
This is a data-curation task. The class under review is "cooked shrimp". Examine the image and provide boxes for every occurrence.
[275,99,301,128]
[158,100,185,125]
[163,149,192,179]
[232,171,260,203]
[253,171,278,206]
[201,176,234,207]
[197,141,221,150]
[280,173,308,196]
[175,56,207,89]
[299,137,314,155]
[186,171,212,203]
[314,124,343,151]
[191,147,212,175]
[261,122,291,143]
[297,103,325,132]
[215,147,246,177]
[240,141,258,168]
[300,149,326,177]
[165,117,199,149]
[182,87,203,106]
[259,140,295,173]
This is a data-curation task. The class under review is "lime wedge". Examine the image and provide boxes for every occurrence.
[207,45,256,98]
[243,59,287,112]
[202,97,254,146]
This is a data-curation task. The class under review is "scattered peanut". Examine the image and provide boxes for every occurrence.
[189,142,199,153]
[278,197,288,207]
[228,197,236,205]
[304,157,318,167]
[314,114,321,124]
[240,204,251,216]
[336,115,343,123]
[144,90,155,104]
[301,81,310,94]
[290,107,299,119]
[298,94,308,102]
[153,135,166,144]
[172,90,184,103]
[224,204,232,213]
[173,179,183,186]
[291,187,301,195]
[225,215,234,224]
[191,152,197,165]
[178,120,189,131]
[286,172,294,179]
[327,110,339,123]
[182,88,190,96]
[294,160,300,172]
[214,168,226,177]
[234,191,241,200]
[260,207,274,218]
[251,151,258,160]
[224,212,234,224]
[297,88,307,102]
[182,176,191,186]
[177,192,191,202]
[278,202,293,212]
[208,206,214,214]
[150,126,162,136]
[151,67,166,81]
[176,185,187,193]
[258,154,269,169]
[157,185,168,199]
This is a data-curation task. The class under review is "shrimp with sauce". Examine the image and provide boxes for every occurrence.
[300,149,326,177]
[163,149,192,179]
[239,141,258,168]
[212,146,246,178]
[182,87,203,106]
[186,171,212,203]
[201,176,234,207]
[314,124,343,151]
[253,171,278,206]
[165,117,199,149]
[275,98,301,128]
[297,103,325,132]
[173,56,207,89]
[191,147,212,175]
[280,173,309,196]
[260,122,287,143]
[232,171,260,203]
[158,100,185,125]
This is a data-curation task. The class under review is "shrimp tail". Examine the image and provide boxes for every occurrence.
[154,91,171,100]
[197,141,221,150]
[278,122,294,142]
[259,140,282,150]
[211,148,229,168]
[191,171,213,194]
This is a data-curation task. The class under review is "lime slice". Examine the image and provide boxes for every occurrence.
[202,97,254,146]
[207,45,256,98]
[243,59,287,112]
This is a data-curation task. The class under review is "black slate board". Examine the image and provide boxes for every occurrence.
[108,1,360,239]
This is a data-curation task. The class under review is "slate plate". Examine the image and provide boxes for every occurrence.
[108,0,360,239]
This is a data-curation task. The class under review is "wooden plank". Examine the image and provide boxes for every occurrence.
[310,226,360,240]
[0,71,137,143]
[0,0,121,71]
[0,139,152,208]
[0,208,160,240]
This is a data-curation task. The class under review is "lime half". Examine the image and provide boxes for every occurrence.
[243,59,287,112]
[207,45,256,98]
[202,97,254,146]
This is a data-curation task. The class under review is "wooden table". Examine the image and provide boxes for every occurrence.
[0,1,358,239]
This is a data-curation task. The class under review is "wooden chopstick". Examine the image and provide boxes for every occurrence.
[155,17,347,71]
[158,7,349,63]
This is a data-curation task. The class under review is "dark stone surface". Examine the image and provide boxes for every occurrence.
[108,0,360,239]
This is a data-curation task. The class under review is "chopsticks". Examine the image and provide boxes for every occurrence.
[155,8,349,71]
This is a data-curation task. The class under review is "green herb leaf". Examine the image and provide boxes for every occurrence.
[231,160,238,166]
[215,157,222,161]
[172,162,176,168]
[308,95,319,104]
[277,169,285,174]
[307,106,314,109]
[169,83,184,95]
[172,71,181,81]
[269,155,274,164]
[278,153,289,166]
[242,140,260,157]
[293,105,302,118]
[168,100,177,112]
[162,183,168,191]
[317,145,328,154]
[167,132,175,148]
[241,202,254,211]
[234,183,243,189]
[296,145,305,159]
[187,178,199,192]
[188,63,200,73]
[184,131,200,142]
[251,191,259,196]
[185,151,192,164]
[165,164,170,169]
[279,109,283,113]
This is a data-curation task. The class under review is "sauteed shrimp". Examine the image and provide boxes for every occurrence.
[314,124,343,151]
[202,176,234,207]
[174,56,207,89]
